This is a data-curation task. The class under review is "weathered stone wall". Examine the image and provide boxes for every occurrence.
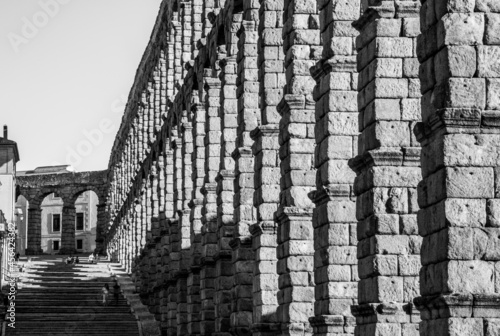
[104,0,500,335]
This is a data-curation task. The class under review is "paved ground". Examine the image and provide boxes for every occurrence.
[3,255,140,336]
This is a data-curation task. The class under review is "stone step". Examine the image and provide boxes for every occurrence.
[15,301,130,306]
[11,321,137,326]
[5,258,140,336]
[23,266,109,271]
[22,273,111,277]
[16,307,133,313]
[15,291,124,296]
[15,295,128,300]
[16,288,118,294]
[13,313,136,321]
[8,328,139,334]
[19,282,113,287]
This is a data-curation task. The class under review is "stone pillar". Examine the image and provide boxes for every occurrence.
[167,28,176,99]
[96,203,107,254]
[249,0,285,333]
[308,1,361,335]
[173,129,183,220]
[414,1,500,335]
[349,1,422,335]
[275,0,320,334]
[201,0,214,38]
[167,126,182,335]
[121,214,127,271]
[177,273,189,335]
[119,226,125,265]
[167,218,180,336]
[155,144,167,329]
[157,149,166,239]
[140,92,150,159]
[181,117,194,258]
[155,56,164,132]
[191,0,203,58]
[26,207,42,255]
[134,195,141,263]
[174,18,183,88]
[149,160,160,313]
[181,0,193,78]
[150,161,159,237]
[214,56,237,336]
[126,211,134,273]
[161,143,173,335]
[200,73,222,336]
[249,221,279,336]
[188,100,205,336]
[147,82,156,145]
[141,178,150,249]
[154,242,163,322]
[231,17,261,335]
[165,146,175,227]
[177,114,193,336]
[60,205,77,255]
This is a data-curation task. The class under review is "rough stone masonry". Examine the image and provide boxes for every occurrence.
[103,0,500,335]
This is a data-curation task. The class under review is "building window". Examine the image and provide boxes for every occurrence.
[76,239,83,250]
[53,214,61,232]
[53,241,59,251]
[75,213,84,231]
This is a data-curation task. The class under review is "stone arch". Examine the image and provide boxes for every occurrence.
[16,170,108,255]
[68,186,106,206]
[31,188,61,209]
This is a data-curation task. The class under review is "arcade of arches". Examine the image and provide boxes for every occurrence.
[16,170,107,255]
[100,0,500,335]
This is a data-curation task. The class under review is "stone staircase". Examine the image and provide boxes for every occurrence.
[4,255,140,336]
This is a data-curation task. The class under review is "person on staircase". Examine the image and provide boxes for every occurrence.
[102,283,109,306]
[112,280,120,305]
[88,253,94,264]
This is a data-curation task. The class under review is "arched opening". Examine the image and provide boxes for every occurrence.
[39,193,63,254]
[217,25,225,47]
[14,194,28,254]
[69,190,99,255]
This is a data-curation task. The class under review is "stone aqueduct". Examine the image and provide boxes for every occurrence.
[16,170,108,255]
[63,0,500,335]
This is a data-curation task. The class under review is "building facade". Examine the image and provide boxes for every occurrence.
[0,126,20,286]
[102,1,500,336]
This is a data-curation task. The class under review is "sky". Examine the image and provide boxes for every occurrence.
[0,0,163,172]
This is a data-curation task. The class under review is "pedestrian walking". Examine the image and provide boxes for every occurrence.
[102,284,109,306]
[113,280,120,306]
[88,254,94,264]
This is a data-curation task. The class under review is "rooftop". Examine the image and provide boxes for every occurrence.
[0,136,20,163]
[18,165,76,176]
